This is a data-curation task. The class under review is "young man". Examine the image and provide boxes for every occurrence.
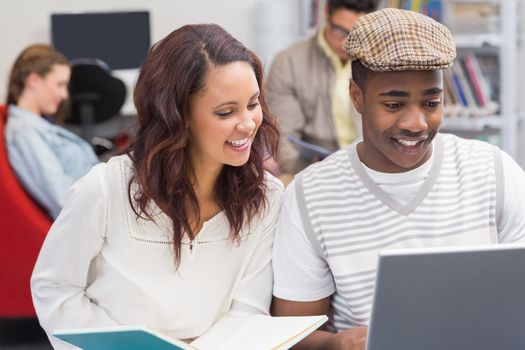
[265,0,379,176]
[271,8,525,350]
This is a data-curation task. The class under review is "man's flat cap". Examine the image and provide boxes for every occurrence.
[344,8,456,72]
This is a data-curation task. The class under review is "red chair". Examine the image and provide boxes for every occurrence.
[0,104,52,317]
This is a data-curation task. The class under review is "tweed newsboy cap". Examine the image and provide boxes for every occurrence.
[343,8,456,72]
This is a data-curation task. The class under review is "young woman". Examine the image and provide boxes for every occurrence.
[31,24,283,349]
[5,44,99,219]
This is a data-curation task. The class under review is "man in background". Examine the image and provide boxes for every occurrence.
[265,0,379,177]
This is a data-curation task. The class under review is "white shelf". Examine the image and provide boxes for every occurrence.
[446,0,500,5]
[453,33,501,48]
[445,0,518,158]
[447,0,499,4]
[441,116,502,131]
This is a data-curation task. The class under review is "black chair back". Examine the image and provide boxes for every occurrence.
[68,59,126,139]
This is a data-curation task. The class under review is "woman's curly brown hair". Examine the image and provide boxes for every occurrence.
[128,24,279,264]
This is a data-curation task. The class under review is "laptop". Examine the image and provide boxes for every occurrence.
[366,243,525,350]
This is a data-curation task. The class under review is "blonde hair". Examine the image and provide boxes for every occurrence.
[6,44,69,105]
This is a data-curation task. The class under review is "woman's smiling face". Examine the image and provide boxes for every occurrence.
[186,61,262,172]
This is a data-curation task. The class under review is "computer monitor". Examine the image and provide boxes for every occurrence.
[51,11,150,70]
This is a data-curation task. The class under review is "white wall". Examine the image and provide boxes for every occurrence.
[0,0,285,103]
[518,1,525,167]
[1,1,524,166]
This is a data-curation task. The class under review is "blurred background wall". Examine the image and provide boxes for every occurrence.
[1,0,524,166]
[0,0,311,101]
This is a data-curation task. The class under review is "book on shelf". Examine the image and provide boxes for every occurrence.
[461,54,498,115]
[443,71,461,117]
[380,0,443,21]
[443,55,499,119]
[53,314,328,350]
[451,62,479,115]
[462,54,486,107]
[446,66,468,111]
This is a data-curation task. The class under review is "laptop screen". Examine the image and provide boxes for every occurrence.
[366,244,525,350]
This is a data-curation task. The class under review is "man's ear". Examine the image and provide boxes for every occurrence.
[349,79,363,114]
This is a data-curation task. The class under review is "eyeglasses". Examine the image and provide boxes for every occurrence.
[327,20,351,40]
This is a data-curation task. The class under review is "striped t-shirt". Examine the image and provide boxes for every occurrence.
[274,133,524,332]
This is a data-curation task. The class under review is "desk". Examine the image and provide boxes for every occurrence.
[64,112,137,141]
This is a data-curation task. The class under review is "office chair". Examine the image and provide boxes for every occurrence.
[0,104,53,318]
[67,59,127,144]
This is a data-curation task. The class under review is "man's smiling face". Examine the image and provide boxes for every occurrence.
[350,69,444,173]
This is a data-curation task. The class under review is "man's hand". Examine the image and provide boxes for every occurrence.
[272,297,368,350]
[327,326,368,350]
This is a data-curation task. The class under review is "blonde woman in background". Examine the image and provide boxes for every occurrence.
[5,44,98,219]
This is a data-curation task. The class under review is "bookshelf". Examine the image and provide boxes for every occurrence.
[382,0,520,159]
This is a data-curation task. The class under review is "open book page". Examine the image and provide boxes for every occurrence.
[53,315,327,350]
[191,314,328,350]
[54,326,197,350]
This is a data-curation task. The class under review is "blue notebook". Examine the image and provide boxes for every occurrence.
[54,326,196,350]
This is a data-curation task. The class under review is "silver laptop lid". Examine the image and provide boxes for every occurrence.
[366,244,525,350]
